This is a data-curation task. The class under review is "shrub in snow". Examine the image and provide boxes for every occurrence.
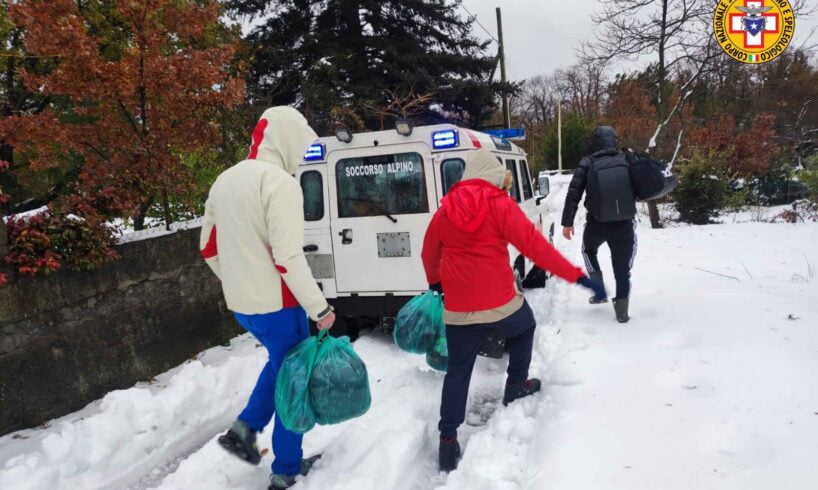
[674,151,732,225]
[771,200,818,223]
[801,154,818,204]
[4,211,118,276]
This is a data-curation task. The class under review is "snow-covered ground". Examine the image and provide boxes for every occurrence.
[2,179,817,490]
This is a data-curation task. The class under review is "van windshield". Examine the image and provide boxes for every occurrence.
[336,152,428,218]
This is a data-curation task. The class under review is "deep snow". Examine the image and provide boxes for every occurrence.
[2,178,817,490]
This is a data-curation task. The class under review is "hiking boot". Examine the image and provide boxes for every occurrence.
[217,420,261,465]
[503,378,542,406]
[268,455,322,490]
[439,435,461,472]
[588,272,608,304]
[613,298,630,323]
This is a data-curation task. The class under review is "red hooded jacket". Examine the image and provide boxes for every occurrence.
[422,179,584,313]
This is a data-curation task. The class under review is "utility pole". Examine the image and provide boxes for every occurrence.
[496,7,510,129]
[557,99,563,174]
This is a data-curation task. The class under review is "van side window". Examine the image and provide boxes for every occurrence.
[520,160,533,200]
[441,158,465,195]
[505,159,521,202]
[300,171,324,221]
[336,152,429,218]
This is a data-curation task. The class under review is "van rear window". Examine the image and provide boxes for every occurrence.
[300,171,324,221]
[336,153,428,218]
[441,158,465,195]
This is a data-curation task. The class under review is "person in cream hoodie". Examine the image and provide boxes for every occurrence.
[200,106,334,490]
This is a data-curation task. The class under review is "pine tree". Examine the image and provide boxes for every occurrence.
[229,0,504,133]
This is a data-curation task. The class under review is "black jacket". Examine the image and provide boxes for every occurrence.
[561,126,619,227]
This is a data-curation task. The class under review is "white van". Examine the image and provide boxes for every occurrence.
[296,124,554,335]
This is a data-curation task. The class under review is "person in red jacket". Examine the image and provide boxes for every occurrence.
[422,148,605,472]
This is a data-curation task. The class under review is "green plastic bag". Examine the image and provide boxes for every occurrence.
[394,291,444,354]
[425,335,448,372]
[276,331,371,434]
[310,332,371,425]
[275,335,320,434]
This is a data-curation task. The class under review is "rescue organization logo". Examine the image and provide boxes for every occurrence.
[713,0,795,64]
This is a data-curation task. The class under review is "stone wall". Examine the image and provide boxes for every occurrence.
[0,226,241,435]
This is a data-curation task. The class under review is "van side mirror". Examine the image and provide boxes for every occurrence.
[536,177,550,204]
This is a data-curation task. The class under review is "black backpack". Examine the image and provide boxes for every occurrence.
[627,152,678,201]
[586,150,637,222]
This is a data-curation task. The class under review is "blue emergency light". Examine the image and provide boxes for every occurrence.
[432,129,459,149]
[304,143,325,161]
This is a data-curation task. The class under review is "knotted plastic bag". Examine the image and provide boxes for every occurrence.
[275,335,320,433]
[425,335,448,372]
[310,332,371,425]
[394,291,444,354]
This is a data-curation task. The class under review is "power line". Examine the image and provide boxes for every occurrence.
[459,1,498,43]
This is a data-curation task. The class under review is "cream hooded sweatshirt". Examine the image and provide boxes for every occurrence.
[200,107,331,320]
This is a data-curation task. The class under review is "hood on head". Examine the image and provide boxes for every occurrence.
[588,125,618,154]
[461,148,506,187]
[442,149,508,233]
[248,106,318,174]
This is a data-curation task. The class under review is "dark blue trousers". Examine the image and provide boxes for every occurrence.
[439,301,537,437]
[582,218,637,299]
[234,307,309,476]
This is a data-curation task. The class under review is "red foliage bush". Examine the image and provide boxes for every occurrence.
[4,211,119,276]
[687,113,779,177]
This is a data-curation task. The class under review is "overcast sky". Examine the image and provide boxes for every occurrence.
[461,0,818,81]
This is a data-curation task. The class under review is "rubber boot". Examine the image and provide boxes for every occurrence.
[268,455,322,489]
[502,378,542,406]
[588,272,608,304]
[217,420,261,465]
[613,298,630,323]
[439,435,461,472]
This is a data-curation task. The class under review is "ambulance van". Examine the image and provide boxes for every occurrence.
[297,124,554,336]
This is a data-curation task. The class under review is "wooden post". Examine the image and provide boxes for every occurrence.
[496,8,510,130]
[557,99,563,174]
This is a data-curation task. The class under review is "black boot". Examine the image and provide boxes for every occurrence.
[217,420,261,465]
[439,435,461,472]
[613,298,630,323]
[268,455,322,489]
[588,272,608,304]
[502,378,541,406]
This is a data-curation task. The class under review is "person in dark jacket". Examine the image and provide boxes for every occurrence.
[422,149,606,472]
[562,125,636,323]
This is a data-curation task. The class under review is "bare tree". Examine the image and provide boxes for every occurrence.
[514,75,560,128]
[361,88,435,130]
[557,61,607,122]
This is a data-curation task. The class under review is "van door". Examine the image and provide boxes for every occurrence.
[328,145,433,293]
[298,165,337,298]
[516,159,538,223]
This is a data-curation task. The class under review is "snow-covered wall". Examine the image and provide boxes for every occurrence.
[0,226,241,436]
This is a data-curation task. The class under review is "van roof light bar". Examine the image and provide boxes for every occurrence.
[432,129,459,149]
[304,143,325,161]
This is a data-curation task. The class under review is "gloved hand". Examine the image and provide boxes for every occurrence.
[429,282,443,295]
[576,275,607,302]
